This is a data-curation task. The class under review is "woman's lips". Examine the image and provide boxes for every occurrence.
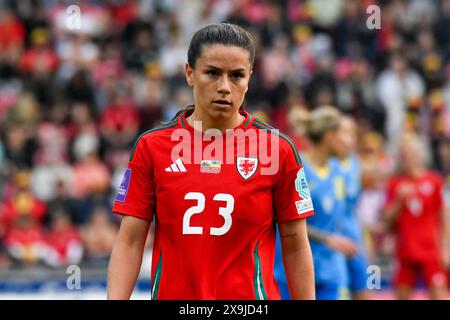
[212,100,232,106]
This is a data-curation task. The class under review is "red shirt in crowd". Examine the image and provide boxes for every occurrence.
[1,193,47,228]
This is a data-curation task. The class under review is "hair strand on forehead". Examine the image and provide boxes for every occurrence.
[187,22,255,69]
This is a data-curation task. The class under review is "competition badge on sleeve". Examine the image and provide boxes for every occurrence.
[116,168,132,202]
[295,167,313,214]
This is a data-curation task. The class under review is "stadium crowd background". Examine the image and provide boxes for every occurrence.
[1,0,450,298]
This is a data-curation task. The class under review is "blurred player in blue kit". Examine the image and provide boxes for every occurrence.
[331,116,370,299]
[275,106,361,300]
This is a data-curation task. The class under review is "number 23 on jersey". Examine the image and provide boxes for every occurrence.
[183,192,234,236]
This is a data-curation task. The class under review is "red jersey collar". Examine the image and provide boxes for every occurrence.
[178,107,254,131]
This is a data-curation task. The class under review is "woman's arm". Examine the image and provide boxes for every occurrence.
[107,215,150,299]
[383,183,411,228]
[307,226,358,257]
[279,218,315,300]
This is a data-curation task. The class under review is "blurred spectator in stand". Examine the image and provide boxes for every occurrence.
[163,86,192,122]
[413,30,445,90]
[23,2,49,45]
[376,51,425,156]
[159,28,185,79]
[66,69,95,107]
[259,2,287,48]
[91,42,125,113]
[290,24,318,87]
[0,6,25,76]
[49,0,110,40]
[133,78,164,130]
[20,28,60,111]
[123,24,158,72]
[334,0,374,59]
[1,170,47,230]
[2,123,37,173]
[100,92,140,149]
[260,33,293,108]
[71,105,111,222]
[307,0,343,30]
[434,0,450,61]
[72,151,110,201]
[19,27,58,74]
[81,206,117,265]
[43,211,83,268]
[30,104,73,202]
[4,215,46,266]
[46,179,76,226]
[305,53,337,108]
[109,0,140,33]
[335,58,375,115]
[56,33,99,82]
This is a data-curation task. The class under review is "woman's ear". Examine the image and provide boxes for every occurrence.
[185,63,194,87]
[244,69,252,94]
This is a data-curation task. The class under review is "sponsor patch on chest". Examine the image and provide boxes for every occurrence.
[200,160,221,174]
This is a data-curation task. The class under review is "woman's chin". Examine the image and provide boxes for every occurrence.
[211,102,234,111]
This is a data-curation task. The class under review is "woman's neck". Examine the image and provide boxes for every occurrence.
[305,145,330,168]
[187,109,245,132]
[406,166,426,179]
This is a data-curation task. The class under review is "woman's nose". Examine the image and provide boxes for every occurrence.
[217,75,231,94]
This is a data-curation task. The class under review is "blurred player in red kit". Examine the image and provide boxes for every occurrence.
[383,133,450,299]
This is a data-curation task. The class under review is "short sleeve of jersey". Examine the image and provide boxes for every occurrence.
[273,141,314,223]
[112,137,155,221]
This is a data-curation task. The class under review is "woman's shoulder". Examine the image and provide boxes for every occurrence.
[136,119,179,141]
[129,119,180,161]
[251,117,295,145]
[251,116,301,165]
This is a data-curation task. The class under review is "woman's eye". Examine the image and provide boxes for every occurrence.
[231,72,244,79]
[206,70,219,77]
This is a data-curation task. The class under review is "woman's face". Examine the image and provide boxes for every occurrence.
[333,117,357,158]
[399,140,422,173]
[185,44,252,122]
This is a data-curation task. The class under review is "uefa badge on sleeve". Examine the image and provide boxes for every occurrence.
[295,167,313,214]
[236,157,258,180]
[116,168,132,203]
[295,167,310,199]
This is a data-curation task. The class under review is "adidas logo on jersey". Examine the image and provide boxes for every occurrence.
[165,158,187,172]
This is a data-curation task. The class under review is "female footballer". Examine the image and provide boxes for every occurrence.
[332,116,370,300]
[284,106,359,300]
[383,133,449,300]
[107,23,315,300]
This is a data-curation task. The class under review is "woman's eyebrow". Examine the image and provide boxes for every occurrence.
[204,65,246,72]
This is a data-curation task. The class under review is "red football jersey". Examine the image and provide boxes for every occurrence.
[384,171,445,262]
[112,109,314,300]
